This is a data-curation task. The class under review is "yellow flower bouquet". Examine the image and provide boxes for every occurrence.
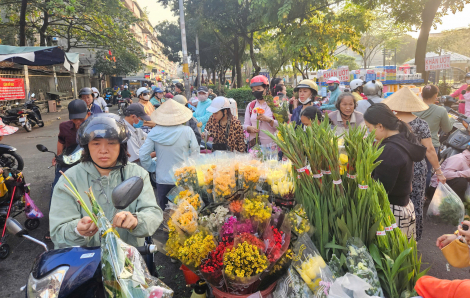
[238,163,261,191]
[171,159,199,190]
[223,241,269,294]
[178,228,216,271]
[241,193,272,234]
[213,165,237,203]
[175,188,204,212]
[171,200,198,234]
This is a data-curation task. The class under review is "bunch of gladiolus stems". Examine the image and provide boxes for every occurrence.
[264,115,428,298]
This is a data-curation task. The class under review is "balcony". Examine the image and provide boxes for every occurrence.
[140,21,152,34]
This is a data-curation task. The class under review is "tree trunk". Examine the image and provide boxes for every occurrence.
[415,0,442,83]
[212,69,216,85]
[19,0,27,46]
[234,39,243,88]
[39,8,50,46]
[248,33,261,76]
[231,66,236,88]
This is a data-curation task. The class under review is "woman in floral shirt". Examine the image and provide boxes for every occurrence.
[204,97,246,152]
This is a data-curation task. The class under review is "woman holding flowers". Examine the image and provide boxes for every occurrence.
[291,80,319,125]
[364,103,427,240]
[49,114,163,249]
[244,75,278,147]
[204,96,246,152]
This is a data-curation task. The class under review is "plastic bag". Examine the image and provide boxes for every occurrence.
[170,200,198,234]
[328,273,381,298]
[238,161,262,192]
[272,267,315,298]
[345,238,384,297]
[287,205,314,238]
[427,183,465,226]
[292,233,334,296]
[24,193,44,219]
[175,188,205,213]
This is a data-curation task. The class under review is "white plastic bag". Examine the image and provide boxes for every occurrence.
[327,273,381,298]
[427,183,465,226]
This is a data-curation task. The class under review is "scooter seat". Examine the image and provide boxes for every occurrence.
[6,109,20,116]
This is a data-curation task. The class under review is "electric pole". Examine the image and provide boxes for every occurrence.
[178,0,190,98]
[196,33,201,88]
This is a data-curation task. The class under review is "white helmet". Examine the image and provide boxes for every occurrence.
[136,87,150,97]
[350,79,365,92]
[363,80,383,97]
[31,93,36,98]
[206,96,231,113]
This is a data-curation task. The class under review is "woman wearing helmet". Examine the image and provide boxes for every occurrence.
[244,75,278,147]
[204,97,246,152]
[320,77,342,111]
[137,87,155,115]
[349,79,366,102]
[450,72,470,114]
[291,80,319,125]
[49,114,163,249]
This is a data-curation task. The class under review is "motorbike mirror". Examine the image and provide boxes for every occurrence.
[112,176,144,209]
[36,144,48,152]
[6,218,28,237]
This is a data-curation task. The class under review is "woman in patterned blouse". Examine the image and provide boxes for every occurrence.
[203,97,246,152]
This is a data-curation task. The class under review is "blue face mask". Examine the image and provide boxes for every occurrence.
[328,85,337,92]
[133,119,144,128]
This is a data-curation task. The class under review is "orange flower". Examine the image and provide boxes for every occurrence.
[252,107,265,115]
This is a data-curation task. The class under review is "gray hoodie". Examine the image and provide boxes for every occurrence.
[139,124,199,184]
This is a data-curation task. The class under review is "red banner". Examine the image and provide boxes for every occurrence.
[0,78,25,100]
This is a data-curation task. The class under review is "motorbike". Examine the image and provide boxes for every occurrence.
[0,169,42,259]
[104,90,113,104]
[0,143,24,170]
[438,96,470,163]
[6,177,159,298]
[1,106,34,132]
[117,97,130,116]
[24,99,44,128]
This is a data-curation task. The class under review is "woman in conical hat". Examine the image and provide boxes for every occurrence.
[140,99,199,209]
[382,87,444,241]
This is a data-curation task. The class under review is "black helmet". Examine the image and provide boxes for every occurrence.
[77,114,130,146]
[79,87,93,96]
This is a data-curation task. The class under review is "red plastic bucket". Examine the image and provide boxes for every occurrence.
[180,264,200,285]
[211,281,277,298]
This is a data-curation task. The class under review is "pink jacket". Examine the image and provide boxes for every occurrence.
[451,84,468,101]
[431,150,470,187]
[243,100,278,146]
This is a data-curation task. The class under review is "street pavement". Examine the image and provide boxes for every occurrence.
[0,104,468,297]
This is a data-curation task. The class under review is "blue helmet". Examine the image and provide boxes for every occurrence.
[154,87,164,93]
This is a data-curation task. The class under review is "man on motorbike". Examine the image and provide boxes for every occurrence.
[79,87,102,115]
[91,87,109,113]
[49,114,163,248]
[121,85,132,100]
[356,80,384,114]
[450,72,470,114]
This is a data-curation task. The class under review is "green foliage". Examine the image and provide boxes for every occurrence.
[333,54,359,70]
[395,35,417,64]
[427,27,470,58]
[94,50,144,77]
[154,21,182,63]
[438,82,452,95]
[225,87,253,108]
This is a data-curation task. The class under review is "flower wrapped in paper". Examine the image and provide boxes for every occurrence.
[61,173,173,298]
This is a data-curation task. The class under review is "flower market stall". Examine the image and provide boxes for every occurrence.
[164,114,428,298]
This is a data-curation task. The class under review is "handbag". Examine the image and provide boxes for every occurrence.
[212,118,231,151]
[441,238,470,268]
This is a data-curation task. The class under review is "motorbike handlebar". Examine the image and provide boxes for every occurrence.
[136,244,157,255]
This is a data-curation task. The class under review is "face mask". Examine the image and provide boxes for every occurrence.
[133,119,144,128]
[252,90,264,100]
[142,95,150,101]
[328,85,337,92]
[198,94,209,102]
[299,97,312,105]
[93,93,98,98]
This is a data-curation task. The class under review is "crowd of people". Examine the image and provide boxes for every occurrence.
[3,71,468,296]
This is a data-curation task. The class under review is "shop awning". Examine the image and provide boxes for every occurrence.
[0,45,80,72]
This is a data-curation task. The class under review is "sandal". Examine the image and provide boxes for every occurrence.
[44,231,52,242]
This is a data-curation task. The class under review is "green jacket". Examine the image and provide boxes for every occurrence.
[50,162,163,249]
[414,104,454,148]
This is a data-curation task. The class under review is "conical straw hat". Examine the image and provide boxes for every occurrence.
[382,87,429,112]
[150,99,193,126]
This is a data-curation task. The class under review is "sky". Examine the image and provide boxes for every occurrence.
[137,0,470,36]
